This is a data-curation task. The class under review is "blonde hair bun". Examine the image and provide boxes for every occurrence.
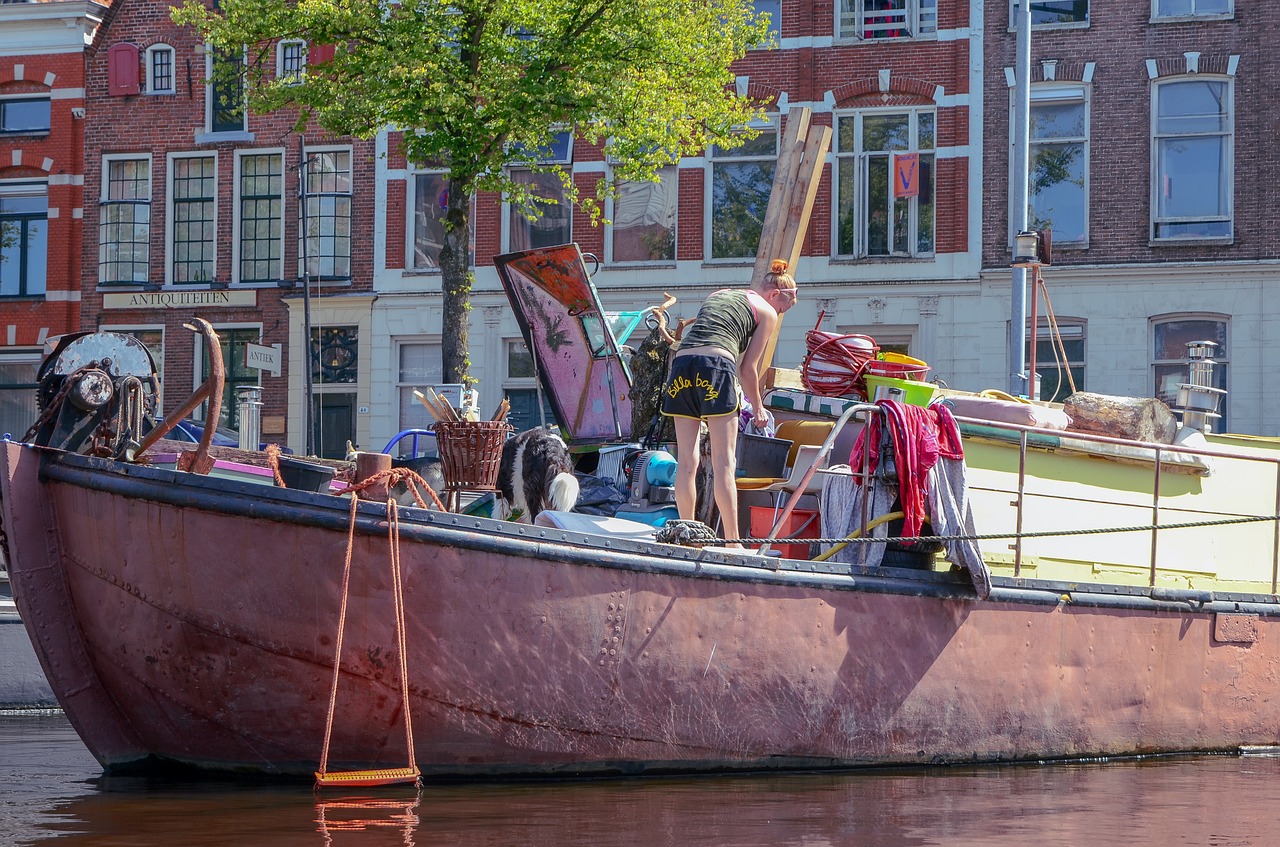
[769,258,788,274]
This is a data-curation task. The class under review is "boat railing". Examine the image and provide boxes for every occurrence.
[947,412,1280,592]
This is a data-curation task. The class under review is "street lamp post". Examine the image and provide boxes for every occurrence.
[1009,0,1032,397]
[298,134,315,457]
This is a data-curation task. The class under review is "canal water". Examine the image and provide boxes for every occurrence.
[3,710,1277,846]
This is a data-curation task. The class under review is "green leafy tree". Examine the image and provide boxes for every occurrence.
[174,0,771,384]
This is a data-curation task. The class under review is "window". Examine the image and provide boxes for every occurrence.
[835,108,935,258]
[1026,84,1088,245]
[301,149,352,280]
[100,157,151,284]
[1153,317,1227,432]
[1152,78,1232,241]
[312,325,358,385]
[411,168,474,269]
[709,124,777,260]
[0,98,50,134]
[1011,1,1088,26]
[0,353,40,440]
[507,131,573,252]
[237,152,284,283]
[396,341,442,446]
[840,0,937,39]
[504,339,558,433]
[1025,320,1084,403]
[752,0,781,41]
[608,166,677,264]
[1154,0,1231,18]
[169,155,216,284]
[146,44,175,95]
[200,326,261,431]
[208,47,245,133]
[0,183,47,297]
[277,40,305,84]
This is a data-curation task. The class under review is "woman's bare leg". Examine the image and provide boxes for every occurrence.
[704,412,742,546]
[672,416,703,521]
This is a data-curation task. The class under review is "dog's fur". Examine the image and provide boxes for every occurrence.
[498,427,579,521]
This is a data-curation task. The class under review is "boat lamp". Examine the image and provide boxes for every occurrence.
[1011,230,1041,268]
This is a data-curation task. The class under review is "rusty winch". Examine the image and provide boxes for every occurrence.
[27,331,160,460]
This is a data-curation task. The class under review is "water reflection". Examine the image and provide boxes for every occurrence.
[316,797,420,847]
[4,713,1277,846]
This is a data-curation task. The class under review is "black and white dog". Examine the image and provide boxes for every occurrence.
[497,427,579,521]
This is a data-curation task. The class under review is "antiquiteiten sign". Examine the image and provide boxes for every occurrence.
[103,290,258,310]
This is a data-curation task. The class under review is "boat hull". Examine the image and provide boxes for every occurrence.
[4,442,1280,778]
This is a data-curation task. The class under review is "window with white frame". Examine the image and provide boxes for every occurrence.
[0,351,40,440]
[1010,0,1088,26]
[1152,77,1232,241]
[0,182,47,297]
[100,156,151,284]
[146,44,175,95]
[608,166,677,264]
[237,152,284,283]
[208,47,246,134]
[709,123,777,260]
[277,40,305,84]
[1154,0,1231,18]
[835,108,935,258]
[1025,319,1084,403]
[506,131,573,252]
[301,149,352,280]
[169,154,216,284]
[1026,83,1088,246]
[396,340,442,446]
[504,338,559,433]
[1152,316,1227,432]
[839,0,937,40]
[0,97,50,134]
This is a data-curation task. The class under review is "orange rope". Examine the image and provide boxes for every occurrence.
[265,444,286,487]
[316,495,420,788]
[317,494,360,780]
[343,468,448,512]
[387,499,417,773]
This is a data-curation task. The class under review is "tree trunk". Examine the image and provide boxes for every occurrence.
[1063,392,1178,444]
[439,178,473,385]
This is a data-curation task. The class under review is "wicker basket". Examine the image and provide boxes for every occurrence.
[434,420,511,490]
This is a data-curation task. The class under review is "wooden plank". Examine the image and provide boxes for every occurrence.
[781,123,833,271]
[752,107,811,286]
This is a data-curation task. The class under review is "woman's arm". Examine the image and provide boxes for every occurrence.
[739,304,779,425]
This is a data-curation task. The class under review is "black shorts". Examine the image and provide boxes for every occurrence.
[660,354,740,420]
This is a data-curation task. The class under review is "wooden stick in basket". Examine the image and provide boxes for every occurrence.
[414,388,453,422]
[490,397,510,422]
[427,387,460,422]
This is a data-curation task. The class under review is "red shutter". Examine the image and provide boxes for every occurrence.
[107,43,141,96]
[308,42,336,65]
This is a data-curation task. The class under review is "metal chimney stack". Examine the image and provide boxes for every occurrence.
[1175,341,1227,433]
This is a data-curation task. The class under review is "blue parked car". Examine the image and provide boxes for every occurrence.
[148,417,291,452]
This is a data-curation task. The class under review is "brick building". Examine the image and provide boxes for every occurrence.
[981,1,1269,434]
[366,0,984,453]
[79,0,377,457]
[0,0,105,439]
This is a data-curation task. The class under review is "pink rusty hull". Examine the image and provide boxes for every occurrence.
[4,441,1280,779]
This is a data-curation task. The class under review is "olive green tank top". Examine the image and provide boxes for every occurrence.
[677,290,760,356]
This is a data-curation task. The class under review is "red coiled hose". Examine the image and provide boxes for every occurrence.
[800,312,879,398]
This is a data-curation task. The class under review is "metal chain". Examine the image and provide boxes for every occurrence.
[713,512,1280,548]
